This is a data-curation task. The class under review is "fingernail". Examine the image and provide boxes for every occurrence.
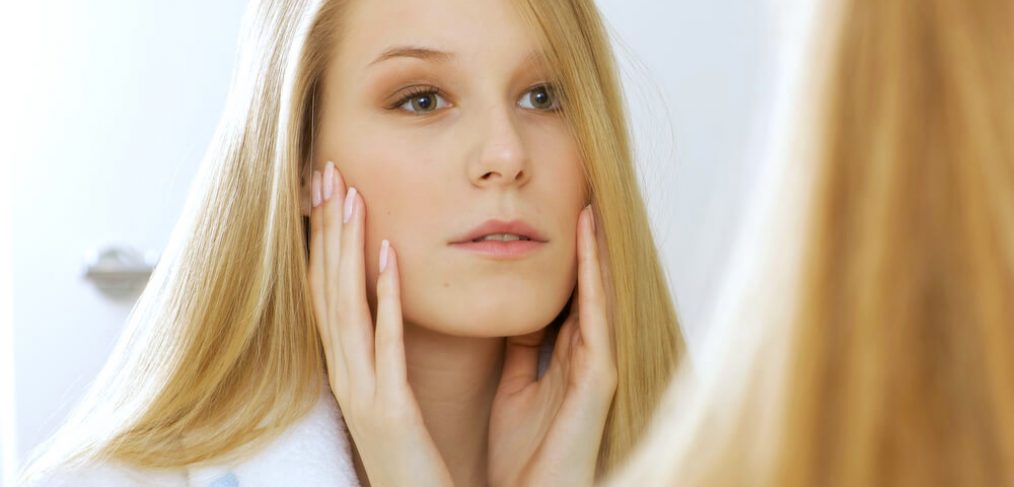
[323,161,335,200]
[379,239,390,273]
[586,204,595,233]
[344,187,358,223]
[311,171,322,207]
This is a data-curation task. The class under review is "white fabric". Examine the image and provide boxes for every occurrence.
[24,384,362,487]
[27,336,558,486]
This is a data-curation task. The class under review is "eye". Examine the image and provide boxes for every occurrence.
[518,84,561,111]
[391,87,450,114]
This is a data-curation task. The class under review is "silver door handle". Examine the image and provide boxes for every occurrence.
[82,245,159,296]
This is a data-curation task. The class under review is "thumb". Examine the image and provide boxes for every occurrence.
[499,328,547,393]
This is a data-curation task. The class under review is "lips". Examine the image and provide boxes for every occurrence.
[450,219,548,244]
[449,219,549,259]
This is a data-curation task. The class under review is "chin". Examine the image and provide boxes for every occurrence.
[404,285,574,338]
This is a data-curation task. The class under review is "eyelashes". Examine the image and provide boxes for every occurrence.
[385,83,563,115]
[387,86,450,113]
[518,84,561,112]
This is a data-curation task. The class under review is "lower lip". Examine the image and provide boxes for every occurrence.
[450,240,546,258]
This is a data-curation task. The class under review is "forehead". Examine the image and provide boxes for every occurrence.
[335,0,543,71]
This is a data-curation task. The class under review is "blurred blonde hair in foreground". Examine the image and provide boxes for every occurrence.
[605,0,1014,485]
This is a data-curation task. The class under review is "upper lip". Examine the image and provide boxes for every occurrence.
[451,219,548,243]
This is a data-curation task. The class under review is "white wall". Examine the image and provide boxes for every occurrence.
[3,2,250,483]
[2,1,776,483]
[1,83,17,487]
[596,0,775,350]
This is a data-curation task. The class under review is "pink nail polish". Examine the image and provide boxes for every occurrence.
[323,162,335,200]
[311,171,322,207]
[379,240,390,272]
[344,187,357,223]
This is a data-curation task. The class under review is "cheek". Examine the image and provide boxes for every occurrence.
[526,133,585,267]
[337,137,448,308]
[524,121,587,202]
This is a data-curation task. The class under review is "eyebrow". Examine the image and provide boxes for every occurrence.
[368,46,454,67]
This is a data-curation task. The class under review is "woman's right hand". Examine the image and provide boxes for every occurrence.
[307,160,454,487]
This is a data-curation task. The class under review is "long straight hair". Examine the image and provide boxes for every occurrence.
[18,0,683,483]
[606,0,1014,485]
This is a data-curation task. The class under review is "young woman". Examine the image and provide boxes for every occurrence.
[18,0,683,485]
[606,0,1014,485]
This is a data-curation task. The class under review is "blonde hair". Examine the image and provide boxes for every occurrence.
[18,0,682,482]
[606,0,1014,485]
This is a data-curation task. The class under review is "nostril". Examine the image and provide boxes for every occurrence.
[474,167,526,185]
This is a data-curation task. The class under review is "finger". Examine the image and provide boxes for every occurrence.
[374,240,407,395]
[500,327,546,393]
[593,208,611,287]
[577,205,611,357]
[310,169,341,391]
[547,317,578,382]
[337,186,376,385]
[321,161,347,326]
[309,170,328,343]
[319,162,351,396]
[546,294,579,377]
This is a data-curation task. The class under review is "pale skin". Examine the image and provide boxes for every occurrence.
[301,0,617,485]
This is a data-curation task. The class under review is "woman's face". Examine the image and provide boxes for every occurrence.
[305,0,587,337]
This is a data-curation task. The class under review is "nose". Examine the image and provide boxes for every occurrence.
[467,105,531,188]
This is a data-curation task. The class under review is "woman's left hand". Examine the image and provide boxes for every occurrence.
[488,205,618,487]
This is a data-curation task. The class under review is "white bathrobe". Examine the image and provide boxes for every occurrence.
[25,333,554,486]
[25,384,363,487]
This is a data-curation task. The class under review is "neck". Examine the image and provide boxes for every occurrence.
[350,323,505,487]
[405,323,504,487]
